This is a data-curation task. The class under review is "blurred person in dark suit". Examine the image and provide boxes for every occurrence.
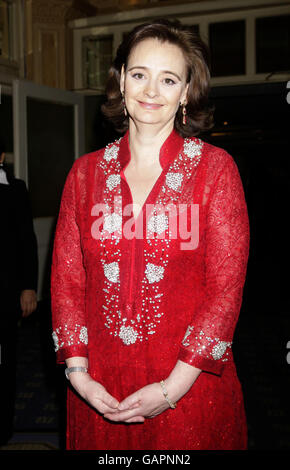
[0,139,38,445]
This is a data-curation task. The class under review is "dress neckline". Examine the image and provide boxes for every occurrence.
[119,129,184,225]
[119,128,184,171]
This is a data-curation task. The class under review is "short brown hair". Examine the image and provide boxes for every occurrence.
[101,19,214,137]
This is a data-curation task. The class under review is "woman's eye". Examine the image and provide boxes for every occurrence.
[132,73,144,80]
[163,78,176,85]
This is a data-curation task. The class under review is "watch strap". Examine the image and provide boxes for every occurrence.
[65,366,88,380]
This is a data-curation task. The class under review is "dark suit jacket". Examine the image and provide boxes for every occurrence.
[0,169,38,307]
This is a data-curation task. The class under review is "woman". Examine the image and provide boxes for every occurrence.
[51,19,250,450]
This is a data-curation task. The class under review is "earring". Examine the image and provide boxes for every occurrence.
[182,103,187,125]
[121,91,127,116]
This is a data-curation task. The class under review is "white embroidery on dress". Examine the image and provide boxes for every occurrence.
[119,325,138,345]
[104,144,119,162]
[98,136,203,345]
[52,331,59,352]
[79,326,88,345]
[211,340,231,360]
[103,212,122,234]
[166,172,183,191]
[182,326,232,361]
[184,139,203,164]
[103,261,119,283]
[52,325,88,352]
[147,213,168,235]
[145,263,165,284]
[106,174,121,190]
[181,325,194,347]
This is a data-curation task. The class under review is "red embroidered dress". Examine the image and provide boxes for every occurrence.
[51,129,250,450]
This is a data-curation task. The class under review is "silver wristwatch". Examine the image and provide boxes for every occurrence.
[65,366,88,380]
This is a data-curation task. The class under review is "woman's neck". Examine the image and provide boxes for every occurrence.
[128,121,174,171]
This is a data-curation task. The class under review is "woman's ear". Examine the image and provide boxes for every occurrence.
[120,64,125,95]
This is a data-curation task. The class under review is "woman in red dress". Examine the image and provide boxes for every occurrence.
[51,19,249,450]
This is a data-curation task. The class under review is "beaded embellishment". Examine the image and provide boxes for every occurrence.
[97,136,203,345]
[52,325,88,353]
[182,325,232,361]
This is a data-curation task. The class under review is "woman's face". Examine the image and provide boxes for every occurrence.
[120,38,189,129]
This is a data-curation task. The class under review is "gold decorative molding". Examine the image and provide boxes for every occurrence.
[32,0,73,24]
[29,0,219,24]
[31,0,100,24]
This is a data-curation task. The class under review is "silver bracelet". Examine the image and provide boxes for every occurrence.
[65,366,88,380]
[160,380,177,409]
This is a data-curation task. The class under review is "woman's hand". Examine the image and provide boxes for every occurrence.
[103,360,202,424]
[103,382,169,423]
[69,372,120,415]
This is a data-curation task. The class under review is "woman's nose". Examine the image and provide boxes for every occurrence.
[144,79,159,98]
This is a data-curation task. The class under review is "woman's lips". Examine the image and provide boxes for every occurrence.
[138,101,163,110]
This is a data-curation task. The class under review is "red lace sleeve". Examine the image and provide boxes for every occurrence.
[178,153,250,375]
[51,161,88,363]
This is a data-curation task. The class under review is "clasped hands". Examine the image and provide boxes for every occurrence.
[104,382,172,423]
[70,374,175,423]
[69,360,200,423]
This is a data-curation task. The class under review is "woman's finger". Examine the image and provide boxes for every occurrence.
[90,398,120,415]
[101,390,120,410]
[104,406,143,422]
[84,384,120,414]
[124,416,145,423]
[118,396,140,411]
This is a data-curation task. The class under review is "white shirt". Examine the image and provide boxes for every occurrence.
[0,168,9,185]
